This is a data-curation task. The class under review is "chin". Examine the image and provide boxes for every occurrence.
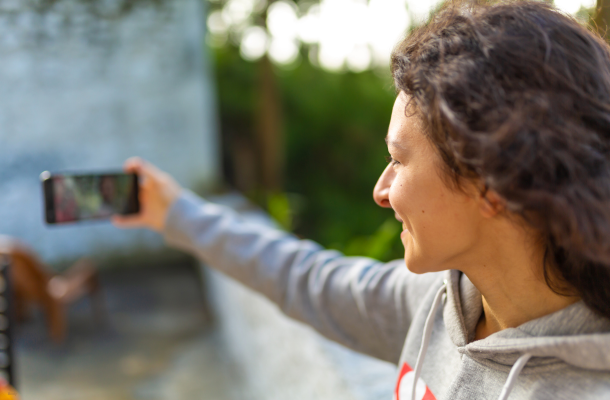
[403,249,445,275]
[403,258,430,274]
[402,235,442,274]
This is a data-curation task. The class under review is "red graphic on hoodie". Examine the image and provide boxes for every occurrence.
[394,362,437,400]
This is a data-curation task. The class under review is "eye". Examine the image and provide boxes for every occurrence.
[385,155,400,166]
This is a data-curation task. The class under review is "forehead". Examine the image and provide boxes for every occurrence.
[386,92,426,149]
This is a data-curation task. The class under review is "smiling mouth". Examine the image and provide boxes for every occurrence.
[394,212,403,223]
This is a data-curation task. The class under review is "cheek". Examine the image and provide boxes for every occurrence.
[388,170,437,224]
[391,172,478,271]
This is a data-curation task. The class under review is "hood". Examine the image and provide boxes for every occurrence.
[442,270,610,372]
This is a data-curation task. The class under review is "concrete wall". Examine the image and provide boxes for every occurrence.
[0,0,219,265]
[208,269,398,400]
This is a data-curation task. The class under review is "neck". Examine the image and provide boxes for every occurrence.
[459,218,579,341]
[473,288,579,341]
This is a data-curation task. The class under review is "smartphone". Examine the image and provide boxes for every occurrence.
[41,171,140,224]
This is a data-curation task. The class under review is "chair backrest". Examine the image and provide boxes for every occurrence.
[0,236,51,303]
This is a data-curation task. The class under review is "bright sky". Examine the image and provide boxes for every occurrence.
[208,0,599,72]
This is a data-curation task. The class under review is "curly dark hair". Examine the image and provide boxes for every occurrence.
[391,0,610,319]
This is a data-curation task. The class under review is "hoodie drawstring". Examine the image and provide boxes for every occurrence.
[497,353,532,400]
[410,281,532,400]
[411,282,447,400]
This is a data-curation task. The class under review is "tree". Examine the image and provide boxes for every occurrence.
[595,0,610,41]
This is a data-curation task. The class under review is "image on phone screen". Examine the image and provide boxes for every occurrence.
[41,172,139,224]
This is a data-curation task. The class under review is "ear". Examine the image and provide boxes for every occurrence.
[479,189,505,218]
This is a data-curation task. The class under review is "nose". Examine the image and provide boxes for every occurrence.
[373,164,395,208]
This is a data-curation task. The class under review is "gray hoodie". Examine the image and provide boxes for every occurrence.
[164,191,610,400]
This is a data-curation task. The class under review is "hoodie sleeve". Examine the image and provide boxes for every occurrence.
[163,191,440,364]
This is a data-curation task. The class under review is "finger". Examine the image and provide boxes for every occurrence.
[124,157,144,174]
[124,157,165,182]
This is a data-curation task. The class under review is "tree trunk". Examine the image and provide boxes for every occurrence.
[255,55,284,192]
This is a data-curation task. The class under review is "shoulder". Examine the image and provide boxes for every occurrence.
[526,366,610,400]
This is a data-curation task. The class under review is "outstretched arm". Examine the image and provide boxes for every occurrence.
[114,158,439,364]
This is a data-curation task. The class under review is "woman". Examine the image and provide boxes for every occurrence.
[114,2,610,399]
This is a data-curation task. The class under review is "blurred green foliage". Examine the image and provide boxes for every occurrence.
[214,45,404,261]
[266,192,293,231]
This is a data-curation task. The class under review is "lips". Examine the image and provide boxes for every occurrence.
[395,212,409,235]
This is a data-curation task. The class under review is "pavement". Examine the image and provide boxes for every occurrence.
[15,263,238,400]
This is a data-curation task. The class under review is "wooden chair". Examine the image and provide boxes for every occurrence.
[0,236,104,343]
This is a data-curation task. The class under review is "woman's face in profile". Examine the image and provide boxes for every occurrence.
[373,92,485,273]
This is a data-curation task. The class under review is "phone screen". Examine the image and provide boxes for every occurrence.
[41,172,139,224]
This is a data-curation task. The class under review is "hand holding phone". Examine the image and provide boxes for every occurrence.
[42,171,140,225]
[111,158,183,232]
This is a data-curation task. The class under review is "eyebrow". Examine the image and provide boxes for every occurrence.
[385,135,407,150]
